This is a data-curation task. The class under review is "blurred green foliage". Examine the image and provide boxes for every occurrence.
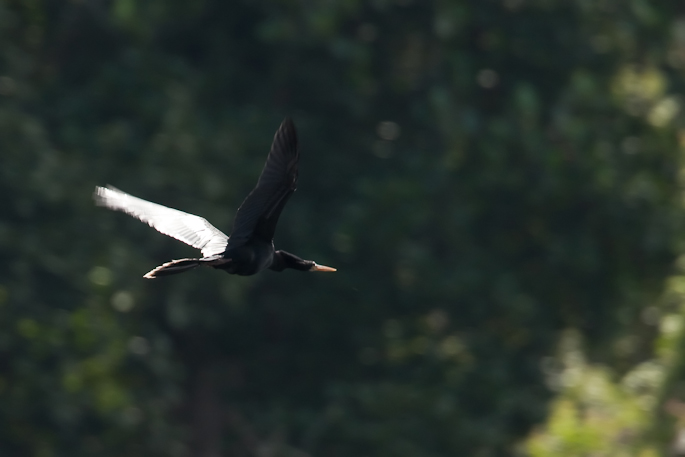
[525,269,685,457]
[1,0,685,456]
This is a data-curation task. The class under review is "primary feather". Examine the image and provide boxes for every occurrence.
[94,186,229,257]
[227,118,299,247]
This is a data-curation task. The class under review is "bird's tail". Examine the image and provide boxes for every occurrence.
[144,258,202,279]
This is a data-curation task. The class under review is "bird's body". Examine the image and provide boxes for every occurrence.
[94,118,335,278]
[219,240,274,276]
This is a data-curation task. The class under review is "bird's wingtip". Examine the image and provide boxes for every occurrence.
[282,117,295,130]
[93,185,127,206]
[93,185,108,205]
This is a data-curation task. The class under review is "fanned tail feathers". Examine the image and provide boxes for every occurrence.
[144,258,201,279]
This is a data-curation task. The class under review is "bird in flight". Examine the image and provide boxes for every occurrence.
[94,118,336,279]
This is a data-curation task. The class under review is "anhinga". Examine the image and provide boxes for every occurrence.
[94,118,336,279]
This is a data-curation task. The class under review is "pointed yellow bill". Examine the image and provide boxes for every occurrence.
[310,263,337,272]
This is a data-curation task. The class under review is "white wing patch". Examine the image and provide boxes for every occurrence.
[94,186,229,257]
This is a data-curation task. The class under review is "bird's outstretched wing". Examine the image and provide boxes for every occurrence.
[227,118,299,247]
[94,186,229,257]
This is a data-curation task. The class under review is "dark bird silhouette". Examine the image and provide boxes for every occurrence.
[94,118,336,279]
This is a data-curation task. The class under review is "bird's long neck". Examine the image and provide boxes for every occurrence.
[269,250,313,272]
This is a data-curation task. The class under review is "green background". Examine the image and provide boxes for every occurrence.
[1,1,685,456]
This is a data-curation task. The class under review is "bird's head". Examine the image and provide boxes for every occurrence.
[270,250,336,272]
